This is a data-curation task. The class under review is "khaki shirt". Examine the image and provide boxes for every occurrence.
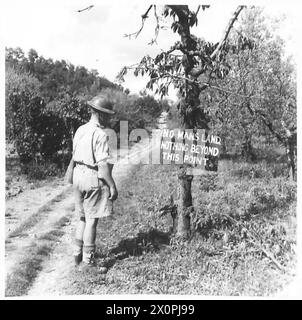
[73,119,110,176]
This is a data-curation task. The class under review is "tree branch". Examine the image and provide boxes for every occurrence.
[195,5,201,16]
[223,213,286,272]
[148,5,160,45]
[124,5,153,39]
[190,5,245,78]
[229,99,286,144]
[211,5,245,60]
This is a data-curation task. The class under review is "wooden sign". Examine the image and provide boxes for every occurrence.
[159,129,221,173]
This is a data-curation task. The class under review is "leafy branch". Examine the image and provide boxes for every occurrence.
[118,5,251,102]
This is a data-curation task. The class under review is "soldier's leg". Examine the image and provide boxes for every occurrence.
[82,218,99,264]
[73,186,85,264]
[80,181,111,268]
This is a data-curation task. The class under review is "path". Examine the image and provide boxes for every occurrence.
[5,137,157,296]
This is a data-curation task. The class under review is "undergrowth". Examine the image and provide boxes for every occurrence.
[63,158,296,296]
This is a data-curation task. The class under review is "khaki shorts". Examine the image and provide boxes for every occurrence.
[73,164,113,219]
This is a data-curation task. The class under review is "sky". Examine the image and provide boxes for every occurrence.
[0,0,300,101]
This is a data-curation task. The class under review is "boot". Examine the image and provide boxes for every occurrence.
[80,247,108,274]
[79,244,97,272]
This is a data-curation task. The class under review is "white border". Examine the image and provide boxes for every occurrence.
[1,0,301,300]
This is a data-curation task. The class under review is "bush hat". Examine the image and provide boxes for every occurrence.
[87,95,115,114]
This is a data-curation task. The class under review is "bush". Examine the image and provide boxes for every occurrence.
[6,67,44,163]
[22,161,62,180]
[197,173,221,192]
[244,180,296,217]
[101,88,163,132]
[229,161,289,180]
[230,163,272,179]
[192,176,296,241]
[6,48,120,169]
[41,96,90,156]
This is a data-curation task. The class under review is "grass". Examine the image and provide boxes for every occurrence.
[6,254,45,296]
[61,156,296,296]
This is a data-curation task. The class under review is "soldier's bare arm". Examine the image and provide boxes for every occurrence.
[98,163,118,201]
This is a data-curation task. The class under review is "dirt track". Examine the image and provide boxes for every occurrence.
[5,139,155,296]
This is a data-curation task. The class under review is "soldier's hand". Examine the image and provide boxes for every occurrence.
[109,186,118,201]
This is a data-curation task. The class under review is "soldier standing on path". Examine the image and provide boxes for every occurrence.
[72,95,118,272]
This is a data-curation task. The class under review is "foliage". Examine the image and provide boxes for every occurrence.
[117,5,249,130]
[201,8,296,164]
[43,94,90,153]
[6,67,44,163]
[22,161,62,180]
[192,163,296,245]
[119,6,296,176]
[6,47,121,100]
[6,47,166,175]
[100,87,165,133]
[6,47,120,160]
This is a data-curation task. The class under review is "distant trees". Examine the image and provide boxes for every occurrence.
[6,47,165,170]
[100,87,166,133]
[201,8,297,179]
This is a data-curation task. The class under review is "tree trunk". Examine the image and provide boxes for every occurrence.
[281,123,297,181]
[286,134,297,181]
[241,133,256,162]
[176,167,193,238]
[166,5,211,238]
[221,138,227,156]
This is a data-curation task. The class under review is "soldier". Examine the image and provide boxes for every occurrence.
[72,95,118,272]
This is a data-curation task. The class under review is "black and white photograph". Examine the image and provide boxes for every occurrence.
[1,0,301,300]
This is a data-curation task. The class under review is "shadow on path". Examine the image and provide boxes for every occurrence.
[98,228,171,269]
